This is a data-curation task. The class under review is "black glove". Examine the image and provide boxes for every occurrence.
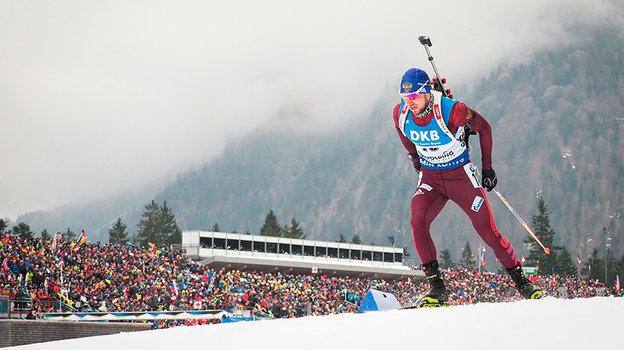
[482,168,497,191]
[408,153,421,172]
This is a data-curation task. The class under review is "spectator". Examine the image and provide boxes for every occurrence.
[0,234,619,329]
[25,308,37,320]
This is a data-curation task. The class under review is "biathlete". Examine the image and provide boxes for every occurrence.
[393,68,543,307]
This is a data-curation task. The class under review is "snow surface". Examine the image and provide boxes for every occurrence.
[8,297,624,350]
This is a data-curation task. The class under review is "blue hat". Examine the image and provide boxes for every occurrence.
[400,68,430,94]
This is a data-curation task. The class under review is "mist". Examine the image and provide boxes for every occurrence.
[1,0,620,220]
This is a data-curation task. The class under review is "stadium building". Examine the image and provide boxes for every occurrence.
[180,231,423,280]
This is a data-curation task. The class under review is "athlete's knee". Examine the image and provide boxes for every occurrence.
[475,226,502,246]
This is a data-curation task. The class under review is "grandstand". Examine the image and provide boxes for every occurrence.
[180,231,423,280]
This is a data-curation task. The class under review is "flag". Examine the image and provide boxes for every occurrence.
[479,247,486,265]
[616,275,620,293]
[51,232,62,250]
[521,255,526,263]
[576,255,582,264]
[387,235,395,246]
[172,281,179,296]
[75,230,87,250]
[1,258,9,271]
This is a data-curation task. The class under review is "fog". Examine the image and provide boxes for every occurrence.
[1,0,620,219]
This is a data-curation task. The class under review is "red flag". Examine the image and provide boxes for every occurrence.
[576,255,582,264]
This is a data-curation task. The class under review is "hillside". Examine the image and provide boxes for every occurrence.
[18,24,623,263]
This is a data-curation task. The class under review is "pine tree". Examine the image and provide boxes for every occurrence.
[555,246,577,278]
[351,234,362,244]
[524,196,560,273]
[136,200,161,246]
[581,249,604,281]
[439,249,455,269]
[136,200,182,247]
[40,229,51,241]
[459,241,476,270]
[604,247,617,287]
[109,217,129,244]
[211,222,221,232]
[259,210,282,237]
[0,218,9,236]
[64,227,76,241]
[161,201,182,245]
[283,218,305,239]
[617,254,624,285]
[337,234,347,243]
[12,222,34,239]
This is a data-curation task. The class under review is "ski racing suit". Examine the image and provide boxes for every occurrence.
[393,91,519,269]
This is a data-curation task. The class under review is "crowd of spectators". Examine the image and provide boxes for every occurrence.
[1,235,621,328]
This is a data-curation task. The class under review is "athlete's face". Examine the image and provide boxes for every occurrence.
[402,93,430,114]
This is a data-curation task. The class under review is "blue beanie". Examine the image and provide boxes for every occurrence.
[400,68,430,94]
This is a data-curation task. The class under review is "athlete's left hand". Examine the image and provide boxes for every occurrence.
[482,168,497,191]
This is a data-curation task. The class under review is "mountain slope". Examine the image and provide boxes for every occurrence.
[18,24,624,263]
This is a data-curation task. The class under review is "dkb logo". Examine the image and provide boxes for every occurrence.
[410,130,440,142]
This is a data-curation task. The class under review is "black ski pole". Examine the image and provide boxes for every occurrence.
[418,36,452,98]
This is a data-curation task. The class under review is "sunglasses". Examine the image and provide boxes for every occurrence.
[398,81,429,100]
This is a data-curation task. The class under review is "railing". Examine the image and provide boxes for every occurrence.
[0,296,80,319]
[9,298,33,318]
[56,299,79,313]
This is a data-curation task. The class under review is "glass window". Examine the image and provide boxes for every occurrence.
[339,248,349,259]
[351,250,361,260]
[279,243,290,254]
[241,240,252,251]
[214,238,226,249]
[383,252,394,262]
[267,242,278,254]
[199,237,212,248]
[315,246,327,257]
[373,251,383,262]
[328,247,338,258]
[253,241,265,252]
[362,251,372,261]
[227,239,240,250]
[292,244,302,255]
[304,245,314,256]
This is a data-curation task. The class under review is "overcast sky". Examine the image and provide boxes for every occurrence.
[1,0,620,220]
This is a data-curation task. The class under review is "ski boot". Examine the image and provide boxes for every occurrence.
[415,260,449,308]
[506,263,543,299]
